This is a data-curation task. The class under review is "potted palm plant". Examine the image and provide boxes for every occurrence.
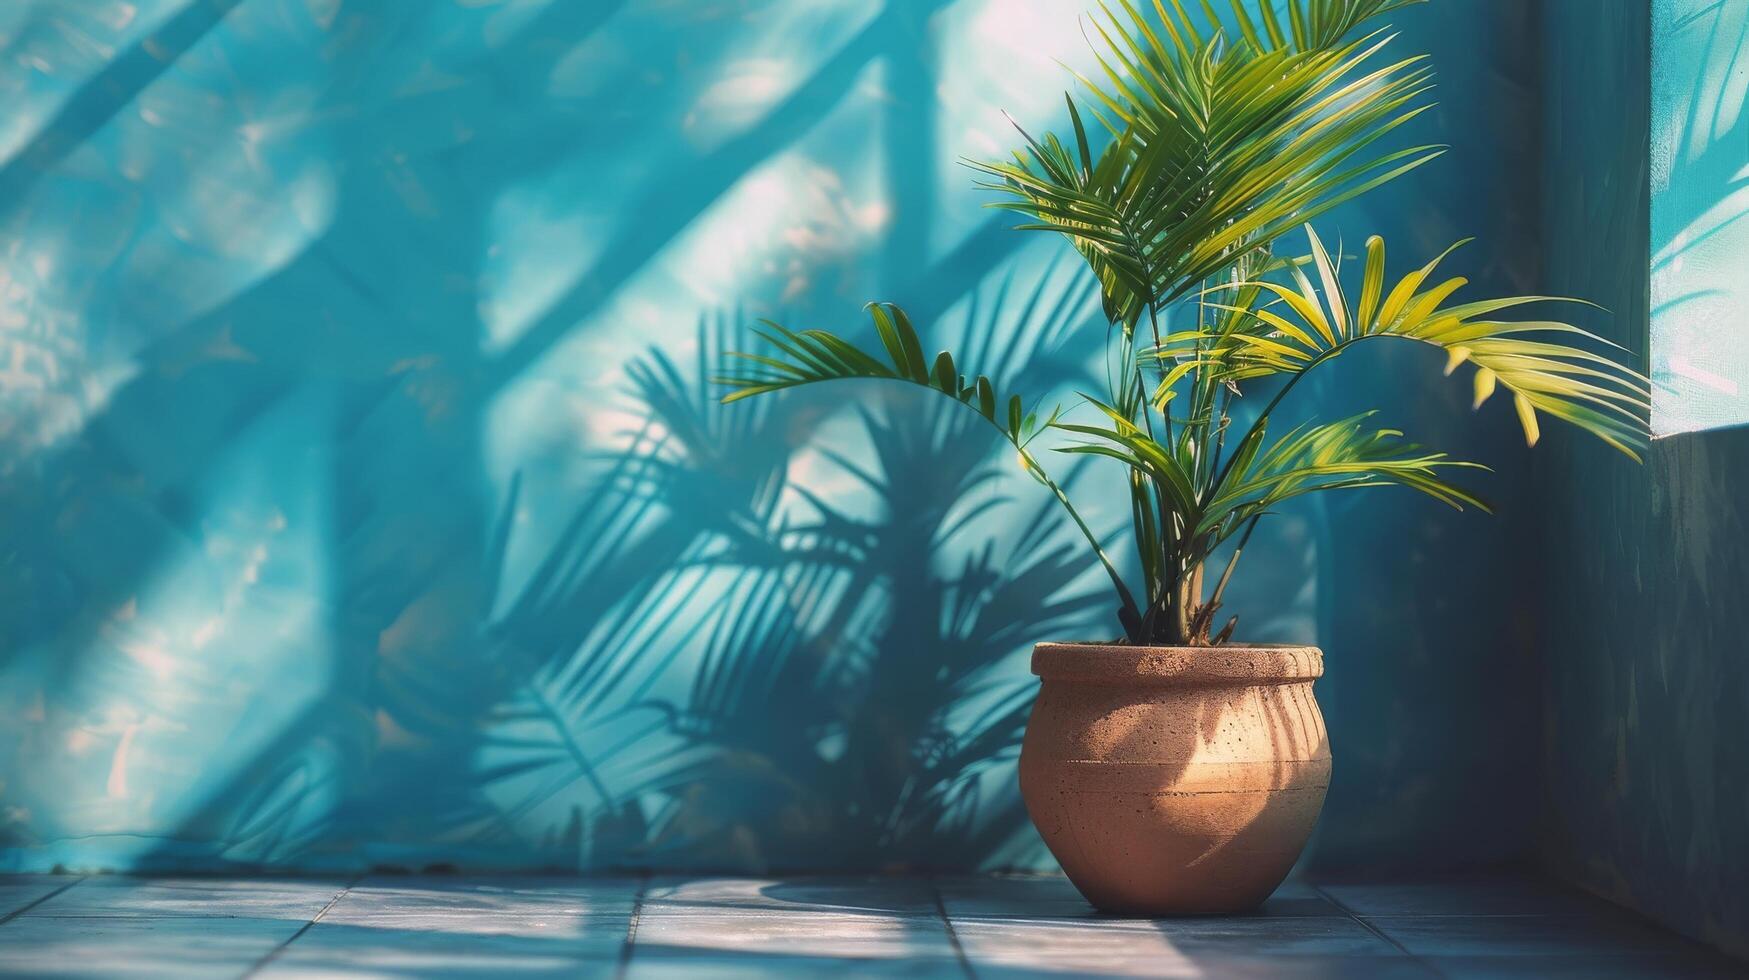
[718,0,1648,914]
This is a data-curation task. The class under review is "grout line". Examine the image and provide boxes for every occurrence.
[1313,884,1413,954]
[0,876,87,926]
[1313,883,1451,977]
[928,876,976,980]
[239,874,361,979]
[615,871,650,980]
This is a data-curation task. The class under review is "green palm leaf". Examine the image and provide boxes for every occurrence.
[718,302,1144,630]
[1203,412,1488,539]
[720,304,1042,445]
[1166,226,1651,460]
[969,0,1439,331]
[1053,395,1201,517]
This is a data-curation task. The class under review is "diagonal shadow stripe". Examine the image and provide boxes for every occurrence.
[485,0,960,389]
[0,0,247,214]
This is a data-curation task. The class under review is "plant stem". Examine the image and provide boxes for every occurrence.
[1146,299,1172,433]
[1206,515,1260,615]
[1171,568,1194,644]
[1018,446,1144,631]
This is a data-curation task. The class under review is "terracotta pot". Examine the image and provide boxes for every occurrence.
[1019,642,1331,915]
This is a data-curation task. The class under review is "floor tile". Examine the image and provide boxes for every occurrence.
[28,875,346,920]
[625,951,967,978]
[1426,953,1747,978]
[1249,879,1349,918]
[0,874,80,918]
[644,875,941,915]
[940,874,1399,975]
[632,905,955,959]
[0,913,306,979]
[965,954,1436,979]
[935,874,1093,920]
[1166,955,1437,979]
[323,876,637,939]
[256,876,644,976]
[629,876,959,972]
[1365,912,1701,958]
[1318,874,1614,917]
[937,874,1343,919]
[1427,952,1742,973]
[0,872,1731,979]
[258,920,624,979]
[1151,915,1404,956]
[951,914,1401,962]
[948,914,1198,977]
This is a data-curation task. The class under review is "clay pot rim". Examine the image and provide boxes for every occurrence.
[1031,641,1323,685]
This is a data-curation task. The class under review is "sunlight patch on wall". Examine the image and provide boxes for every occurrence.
[0,1,181,161]
[1651,0,1749,436]
[481,55,890,494]
[930,0,1110,260]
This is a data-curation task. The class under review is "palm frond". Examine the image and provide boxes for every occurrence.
[719,304,1043,446]
[1052,395,1200,518]
[718,301,1144,631]
[968,0,1440,330]
[1165,226,1652,460]
[1203,411,1488,539]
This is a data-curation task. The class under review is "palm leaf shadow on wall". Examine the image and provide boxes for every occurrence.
[0,0,1070,872]
[132,270,1111,873]
[468,273,1108,872]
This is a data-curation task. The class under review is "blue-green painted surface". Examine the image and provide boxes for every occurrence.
[1652,0,1749,435]
[0,0,1549,874]
[1541,0,1749,957]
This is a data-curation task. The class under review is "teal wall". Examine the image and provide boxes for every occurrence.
[1652,0,1749,435]
[1,0,1551,874]
[1540,0,1749,957]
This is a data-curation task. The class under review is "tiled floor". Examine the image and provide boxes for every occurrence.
[0,872,1738,978]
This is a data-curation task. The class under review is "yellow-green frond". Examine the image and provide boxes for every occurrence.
[1201,227,1650,459]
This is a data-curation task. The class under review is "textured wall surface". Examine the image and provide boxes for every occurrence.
[1,0,1549,874]
[1652,0,1749,435]
[1540,0,1749,957]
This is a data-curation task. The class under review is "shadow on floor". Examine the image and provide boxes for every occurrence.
[0,870,1741,978]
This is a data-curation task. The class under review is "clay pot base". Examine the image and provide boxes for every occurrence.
[1019,643,1331,916]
